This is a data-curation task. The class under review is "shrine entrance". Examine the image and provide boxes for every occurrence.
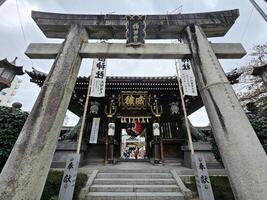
[119,125,148,161]
[104,89,170,163]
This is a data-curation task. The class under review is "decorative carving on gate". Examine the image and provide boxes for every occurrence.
[90,101,100,114]
[105,95,118,118]
[150,94,163,117]
[169,102,180,115]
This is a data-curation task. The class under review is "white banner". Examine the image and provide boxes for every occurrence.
[90,58,107,97]
[178,60,198,96]
[89,118,100,144]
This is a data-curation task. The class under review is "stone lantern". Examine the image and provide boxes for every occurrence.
[0,57,24,91]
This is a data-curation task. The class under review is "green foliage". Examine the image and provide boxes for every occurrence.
[185,176,235,200]
[246,102,267,134]
[0,106,28,171]
[247,101,267,152]
[41,170,88,200]
[210,135,223,166]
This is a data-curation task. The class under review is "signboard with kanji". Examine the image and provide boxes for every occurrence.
[90,58,107,97]
[192,154,215,200]
[58,154,80,200]
[126,15,146,46]
[178,59,198,96]
[121,91,148,109]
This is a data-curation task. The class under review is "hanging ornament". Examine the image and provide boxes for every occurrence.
[126,122,143,137]
[141,118,145,123]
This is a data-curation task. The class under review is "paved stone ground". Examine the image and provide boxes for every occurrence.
[73,162,227,176]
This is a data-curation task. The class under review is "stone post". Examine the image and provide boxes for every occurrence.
[0,24,88,200]
[186,25,267,199]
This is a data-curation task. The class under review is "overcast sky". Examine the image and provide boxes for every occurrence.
[0,0,266,126]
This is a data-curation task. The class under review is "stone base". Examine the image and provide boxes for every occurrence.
[51,141,87,168]
[181,142,222,169]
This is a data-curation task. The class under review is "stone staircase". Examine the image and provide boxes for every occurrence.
[83,169,192,200]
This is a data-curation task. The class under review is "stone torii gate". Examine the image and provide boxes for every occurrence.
[0,9,266,200]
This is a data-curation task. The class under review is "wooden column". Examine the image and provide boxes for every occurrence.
[186,25,267,200]
[153,138,161,164]
[107,136,115,163]
[0,24,88,200]
[153,120,161,164]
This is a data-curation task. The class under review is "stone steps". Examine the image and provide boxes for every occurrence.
[96,172,172,178]
[93,178,176,185]
[98,169,170,173]
[90,184,180,192]
[86,192,184,200]
[85,170,188,200]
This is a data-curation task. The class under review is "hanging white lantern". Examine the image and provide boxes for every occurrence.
[153,123,160,136]
[108,123,115,136]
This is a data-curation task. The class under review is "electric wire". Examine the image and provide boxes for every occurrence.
[15,0,34,68]
[240,6,255,43]
[230,6,255,70]
[15,0,28,47]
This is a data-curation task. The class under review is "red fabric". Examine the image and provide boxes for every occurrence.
[134,122,143,135]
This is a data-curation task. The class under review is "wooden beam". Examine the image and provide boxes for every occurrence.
[25,42,246,59]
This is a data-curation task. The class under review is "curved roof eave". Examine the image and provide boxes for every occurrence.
[32,9,239,39]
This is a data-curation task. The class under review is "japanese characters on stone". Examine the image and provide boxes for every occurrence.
[59,154,80,200]
[192,154,215,200]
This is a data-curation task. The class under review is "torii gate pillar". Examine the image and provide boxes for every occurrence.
[186,25,267,200]
[0,24,88,199]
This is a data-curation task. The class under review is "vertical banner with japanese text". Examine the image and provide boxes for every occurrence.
[89,117,100,144]
[58,154,80,200]
[90,58,107,97]
[178,59,198,96]
[192,154,215,200]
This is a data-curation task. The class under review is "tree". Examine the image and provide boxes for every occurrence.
[250,42,267,66]
[0,105,28,172]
